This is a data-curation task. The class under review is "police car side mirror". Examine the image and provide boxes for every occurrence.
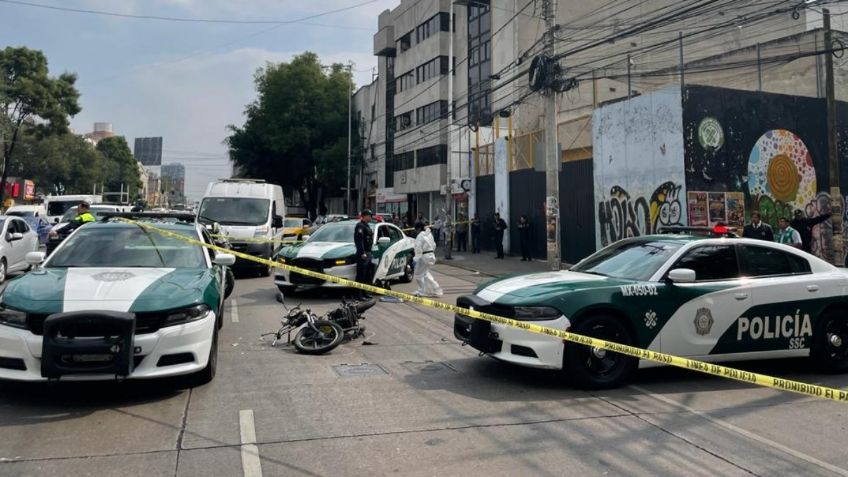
[668,268,696,283]
[377,237,391,245]
[213,253,236,267]
[26,251,46,265]
[301,234,310,242]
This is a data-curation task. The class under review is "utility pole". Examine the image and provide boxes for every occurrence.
[543,0,560,270]
[346,62,353,216]
[824,9,842,265]
[445,0,455,260]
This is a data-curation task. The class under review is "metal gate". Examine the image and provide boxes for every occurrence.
[560,159,595,265]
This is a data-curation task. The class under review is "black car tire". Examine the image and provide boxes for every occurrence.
[293,321,344,355]
[224,268,235,300]
[564,314,637,390]
[400,255,413,283]
[258,264,271,277]
[811,308,848,373]
[189,327,218,386]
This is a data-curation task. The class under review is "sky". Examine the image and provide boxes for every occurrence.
[0,0,395,201]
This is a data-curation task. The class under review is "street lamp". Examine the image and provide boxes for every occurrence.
[346,62,353,216]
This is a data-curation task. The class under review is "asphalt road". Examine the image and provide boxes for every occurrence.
[1,264,848,476]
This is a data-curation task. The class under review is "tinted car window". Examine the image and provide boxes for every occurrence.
[672,245,739,281]
[387,225,403,242]
[738,245,811,277]
[572,239,683,281]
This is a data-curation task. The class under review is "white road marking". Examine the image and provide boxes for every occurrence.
[630,385,848,476]
[231,300,240,323]
[239,409,262,477]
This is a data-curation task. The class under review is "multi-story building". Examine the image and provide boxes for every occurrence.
[160,163,186,208]
[372,0,472,222]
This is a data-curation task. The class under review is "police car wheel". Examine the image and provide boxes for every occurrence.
[190,328,218,386]
[400,256,413,283]
[565,315,637,390]
[812,310,848,373]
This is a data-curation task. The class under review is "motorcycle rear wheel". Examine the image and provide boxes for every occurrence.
[293,321,344,355]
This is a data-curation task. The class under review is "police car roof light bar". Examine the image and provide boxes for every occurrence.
[658,225,739,238]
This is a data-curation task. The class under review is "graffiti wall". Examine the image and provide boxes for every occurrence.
[682,85,848,261]
[593,88,687,247]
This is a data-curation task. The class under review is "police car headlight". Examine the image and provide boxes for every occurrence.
[0,305,27,329]
[162,304,211,327]
[512,306,561,321]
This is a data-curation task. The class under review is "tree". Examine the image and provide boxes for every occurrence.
[97,136,142,201]
[0,47,80,202]
[226,52,359,218]
[10,131,105,194]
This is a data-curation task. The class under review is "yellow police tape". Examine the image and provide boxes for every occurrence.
[119,218,848,404]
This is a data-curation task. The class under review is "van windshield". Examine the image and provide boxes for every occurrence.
[47,200,79,217]
[199,198,270,226]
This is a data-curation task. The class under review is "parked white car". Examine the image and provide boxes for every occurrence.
[0,216,39,283]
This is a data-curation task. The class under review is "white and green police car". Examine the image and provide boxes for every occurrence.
[0,218,235,384]
[455,233,848,389]
[274,220,415,292]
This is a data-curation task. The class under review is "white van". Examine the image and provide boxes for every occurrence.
[198,179,285,276]
[44,194,102,224]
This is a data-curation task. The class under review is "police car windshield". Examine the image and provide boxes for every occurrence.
[571,239,682,281]
[308,222,373,243]
[47,226,206,268]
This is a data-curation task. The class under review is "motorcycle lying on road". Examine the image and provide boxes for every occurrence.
[262,293,376,355]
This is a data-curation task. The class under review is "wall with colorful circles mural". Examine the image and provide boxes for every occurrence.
[747,129,816,211]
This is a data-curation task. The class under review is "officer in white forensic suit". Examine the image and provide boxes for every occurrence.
[413,223,443,297]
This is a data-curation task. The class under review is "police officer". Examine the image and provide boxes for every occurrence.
[354,209,375,300]
[65,201,96,232]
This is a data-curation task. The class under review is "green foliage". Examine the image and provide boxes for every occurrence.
[0,46,81,201]
[226,52,359,195]
[96,136,142,198]
[10,131,104,195]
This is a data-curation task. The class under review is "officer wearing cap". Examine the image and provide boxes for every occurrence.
[354,209,375,300]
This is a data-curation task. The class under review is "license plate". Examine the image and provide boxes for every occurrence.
[70,354,114,363]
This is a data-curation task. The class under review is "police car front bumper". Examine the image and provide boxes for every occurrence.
[274,263,357,288]
[0,310,216,381]
[454,296,570,370]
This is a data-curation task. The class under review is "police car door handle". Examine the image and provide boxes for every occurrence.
[807,284,820,292]
[734,292,749,300]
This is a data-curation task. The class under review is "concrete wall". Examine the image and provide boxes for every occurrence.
[593,88,687,248]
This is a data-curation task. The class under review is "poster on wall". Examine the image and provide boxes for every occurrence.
[725,192,745,227]
[687,192,708,226]
[708,192,727,225]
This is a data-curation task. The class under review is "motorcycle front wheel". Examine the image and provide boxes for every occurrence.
[293,321,344,355]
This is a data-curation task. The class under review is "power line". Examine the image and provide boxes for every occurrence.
[0,0,380,25]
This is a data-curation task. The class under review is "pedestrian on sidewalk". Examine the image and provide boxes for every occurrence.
[776,217,802,249]
[432,215,443,247]
[471,215,481,253]
[742,212,774,241]
[517,215,532,261]
[456,213,468,252]
[413,224,443,297]
[791,208,831,253]
[494,213,507,259]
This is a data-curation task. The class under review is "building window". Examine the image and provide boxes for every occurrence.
[467,3,492,126]
[416,12,449,44]
[397,31,412,53]
[417,145,447,167]
[416,56,449,84]
[395,111,413,131]
[395,70,415,93]
[415,100,448,126]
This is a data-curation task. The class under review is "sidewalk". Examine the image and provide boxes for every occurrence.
[432,249,560,277]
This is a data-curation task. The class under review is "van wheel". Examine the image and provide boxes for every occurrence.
[811,309,848,373]
[564,314,637,390]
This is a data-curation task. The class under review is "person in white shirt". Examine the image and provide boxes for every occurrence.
[413,224,443,297]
